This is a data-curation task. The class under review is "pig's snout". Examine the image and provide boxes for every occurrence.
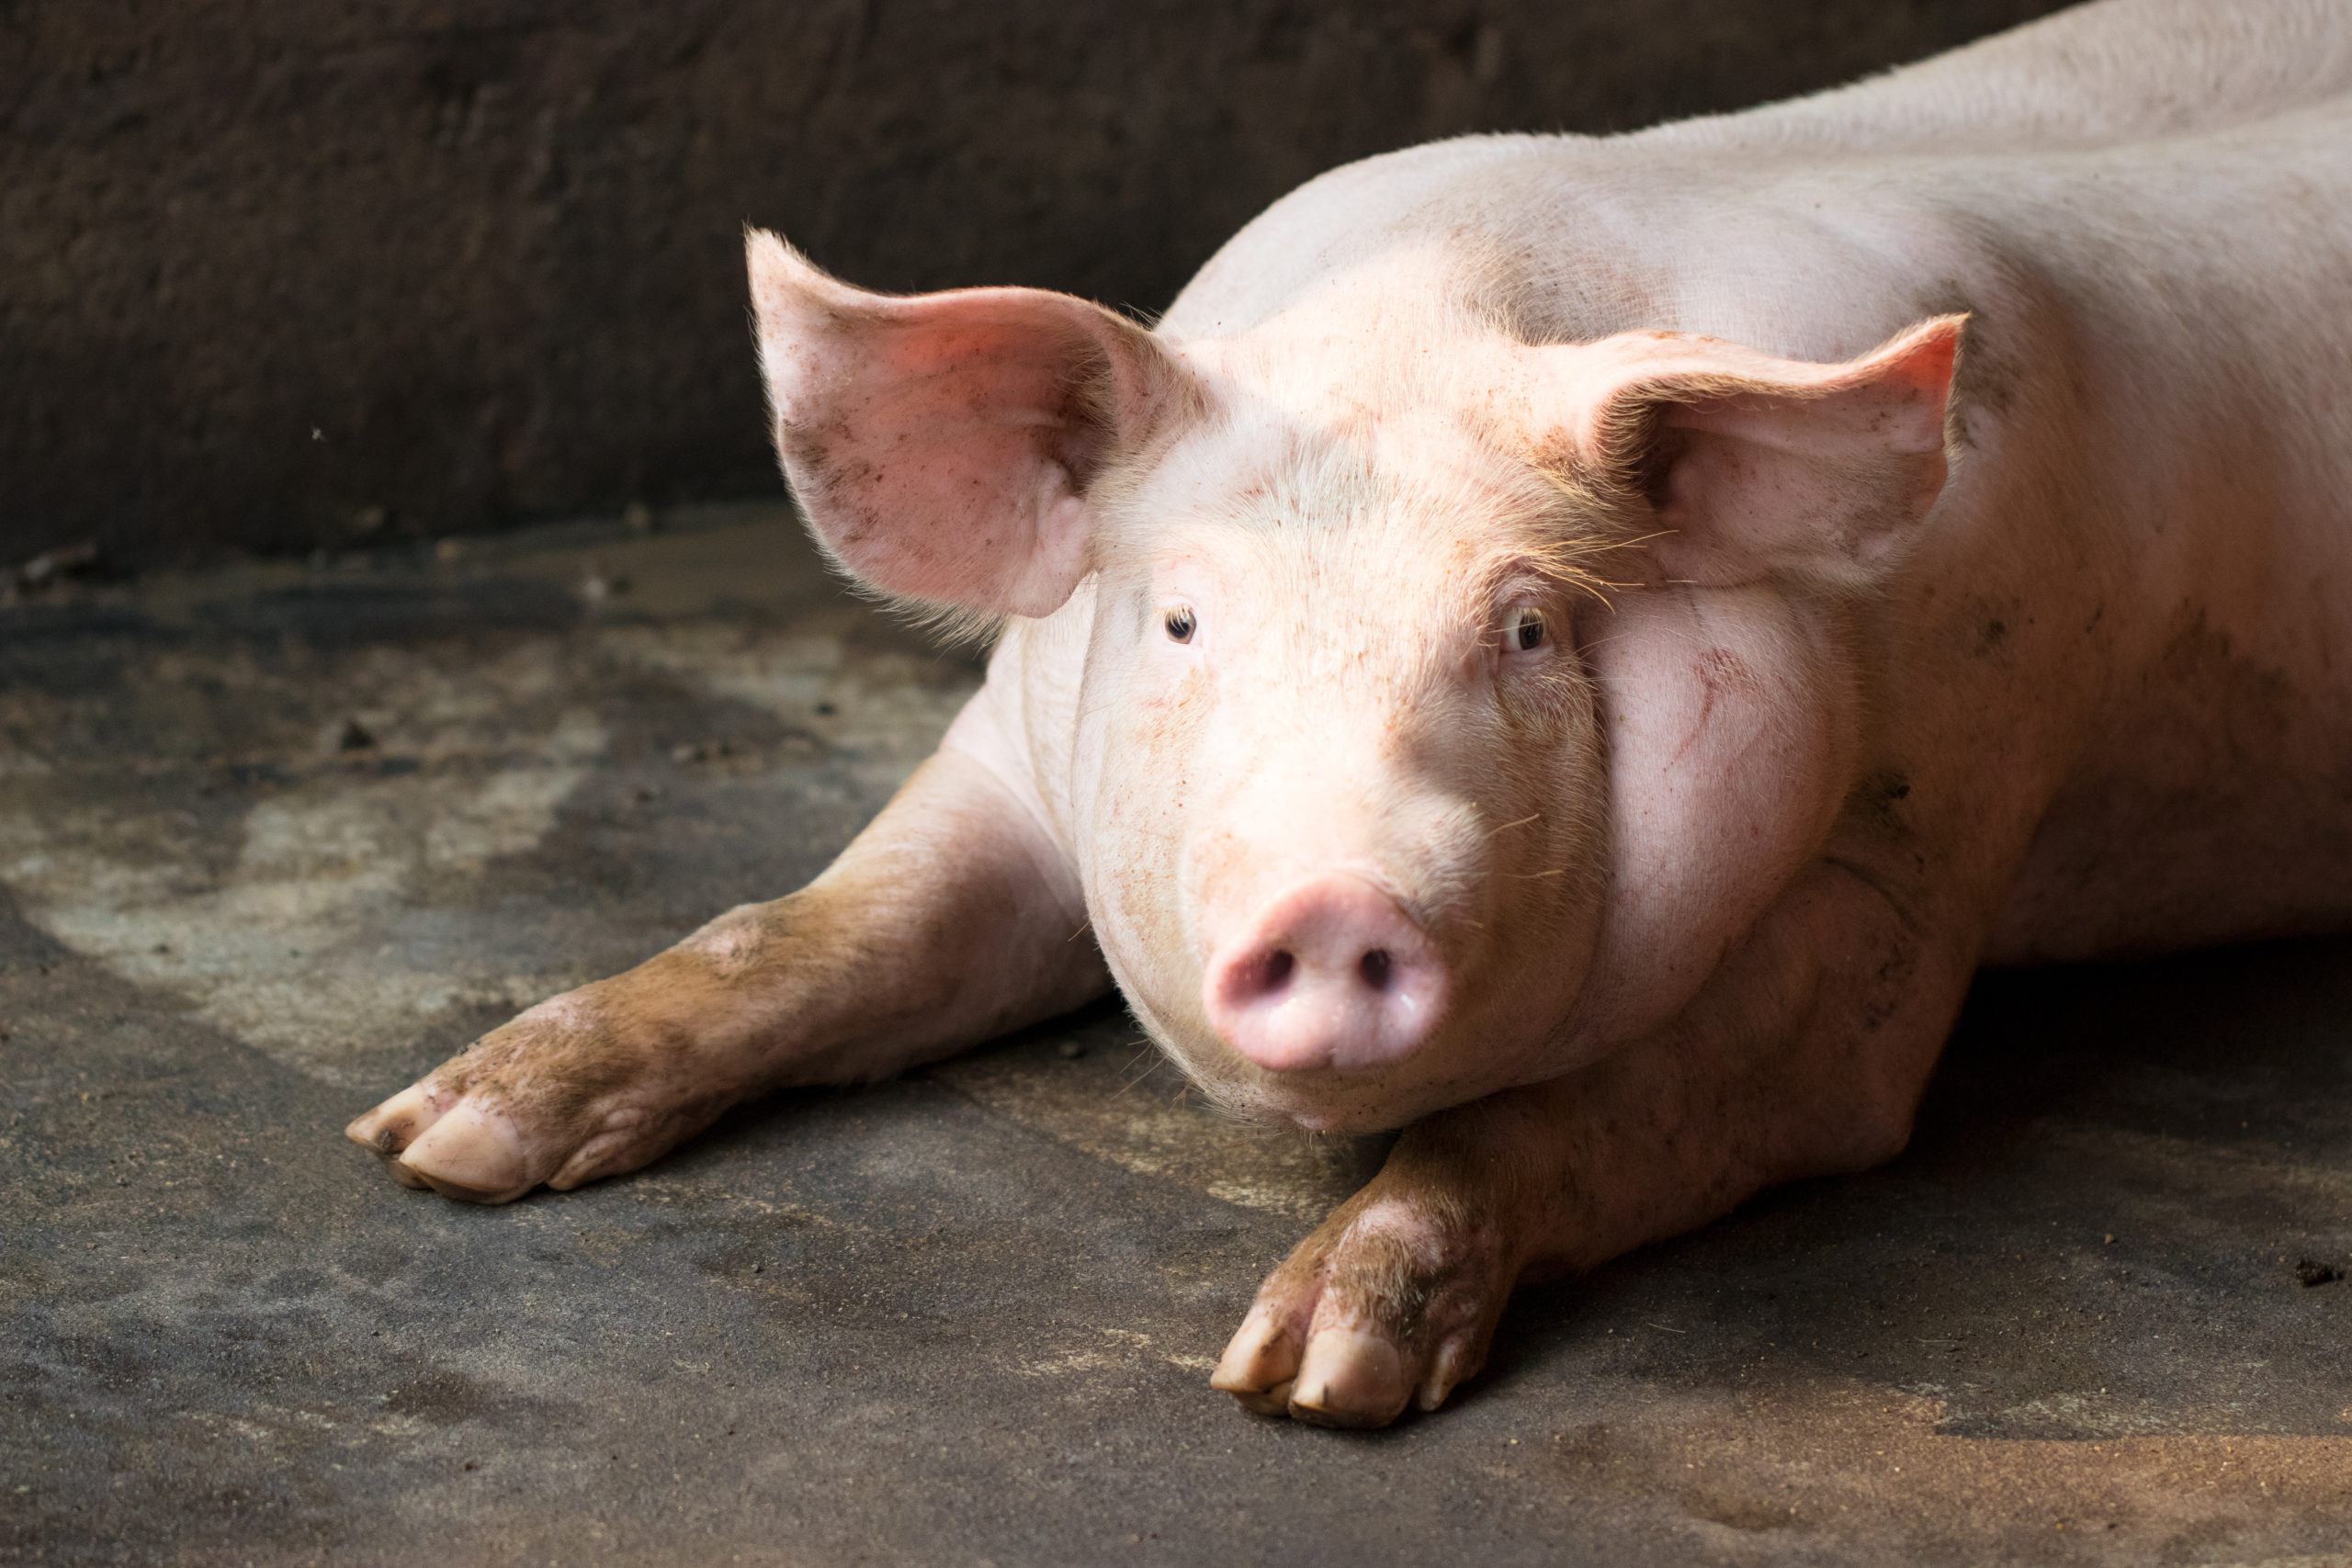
[1202,875,1448,1073]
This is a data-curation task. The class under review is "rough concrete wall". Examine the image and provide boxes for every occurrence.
[2,0,2072,566]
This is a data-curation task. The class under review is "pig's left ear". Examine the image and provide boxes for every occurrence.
[748,230,1197,619]
[1543,315,1965,588]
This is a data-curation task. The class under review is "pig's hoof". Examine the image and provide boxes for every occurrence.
[1210,1195,1512,1428]
[345,1084,541,1203]
[344,988,729,1204]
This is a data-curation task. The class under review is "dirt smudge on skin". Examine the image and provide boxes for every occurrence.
[1996,604,2352,962]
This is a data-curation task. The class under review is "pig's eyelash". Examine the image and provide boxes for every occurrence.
[1501,604,1549,653]
[1163,605,1197,643]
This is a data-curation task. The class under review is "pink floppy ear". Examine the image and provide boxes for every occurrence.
[1546,316,1965,588]
[747,231,1194,618]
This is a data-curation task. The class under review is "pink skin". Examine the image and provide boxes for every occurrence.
[351,238,1988,1428]
[1061,403,1629,1132]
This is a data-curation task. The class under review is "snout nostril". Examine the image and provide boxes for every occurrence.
[1204,878,1447,1072]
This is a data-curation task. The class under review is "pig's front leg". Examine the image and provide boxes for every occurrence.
[1209,1092,1555,1427]
[1212,863,1968,1427]
[345,747,1107,1202]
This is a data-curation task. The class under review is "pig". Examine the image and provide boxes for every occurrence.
[349,0,2352,1427]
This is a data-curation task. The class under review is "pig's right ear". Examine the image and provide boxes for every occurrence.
[747,231,1196,619]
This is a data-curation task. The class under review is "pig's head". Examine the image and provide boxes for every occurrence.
[748,231,1961,1133]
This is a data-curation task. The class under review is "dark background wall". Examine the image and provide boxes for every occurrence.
[2,0,2074,567]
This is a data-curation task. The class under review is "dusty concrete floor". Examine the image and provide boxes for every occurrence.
[5,510,2352,1566]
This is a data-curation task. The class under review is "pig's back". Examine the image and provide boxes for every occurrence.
[1644,0,2352,160]
[1166,0,2352,340]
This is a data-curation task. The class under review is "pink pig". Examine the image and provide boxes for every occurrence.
[350,0,2352,1426]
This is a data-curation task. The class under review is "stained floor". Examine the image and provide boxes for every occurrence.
[5,509,2350,1566]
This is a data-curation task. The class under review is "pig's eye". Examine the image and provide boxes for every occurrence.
[1164,606,1197,644]
[1503,606,1547,652]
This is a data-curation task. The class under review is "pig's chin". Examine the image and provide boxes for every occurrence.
[1226,1071,1443,1136]
[1147,1018,1514,1135]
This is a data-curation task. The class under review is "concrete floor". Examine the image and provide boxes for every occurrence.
[6,510,2352,1566]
